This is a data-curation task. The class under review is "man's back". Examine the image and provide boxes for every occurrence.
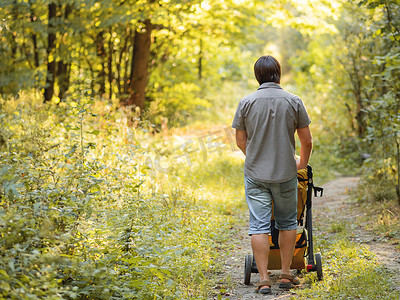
[232,82,310,183]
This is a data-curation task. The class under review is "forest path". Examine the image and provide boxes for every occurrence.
[215,176,400,299]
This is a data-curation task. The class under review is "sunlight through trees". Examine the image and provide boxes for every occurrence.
[0,0,399,298]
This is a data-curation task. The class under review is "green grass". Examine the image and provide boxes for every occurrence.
[296,222,400,299]
[357,200,400,245]
[352,175,400,245]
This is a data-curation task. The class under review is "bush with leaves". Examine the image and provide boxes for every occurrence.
[0,93,241,299]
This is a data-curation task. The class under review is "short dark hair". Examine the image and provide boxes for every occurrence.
[254,56,281,85]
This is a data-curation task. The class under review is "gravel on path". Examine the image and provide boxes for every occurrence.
[213,176,400,299]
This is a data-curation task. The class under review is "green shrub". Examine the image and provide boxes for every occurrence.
[0,93,239,299]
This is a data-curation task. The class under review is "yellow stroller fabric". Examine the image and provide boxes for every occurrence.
[271,168,308,221]
[268,168,308,270]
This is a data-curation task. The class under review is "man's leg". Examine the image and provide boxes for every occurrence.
[244,176,272,290]
[270,176,298,283]
[278,229,296,282]
[251,233,270,288]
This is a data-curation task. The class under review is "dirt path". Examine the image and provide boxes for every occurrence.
[317,177,400,292]
[215,176,400,299]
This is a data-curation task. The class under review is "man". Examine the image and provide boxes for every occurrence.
[232,55,312,294]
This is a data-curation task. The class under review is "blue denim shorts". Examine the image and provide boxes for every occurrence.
[244,175,298,235]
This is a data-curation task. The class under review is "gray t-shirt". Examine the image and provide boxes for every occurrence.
[232,82,311,183]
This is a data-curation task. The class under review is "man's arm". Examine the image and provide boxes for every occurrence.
[235,129,247,155]
[297,126,312,169]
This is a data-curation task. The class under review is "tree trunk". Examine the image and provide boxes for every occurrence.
[122,33,133,95]
[29,0,39,68]
[396,138,400,206]
[96,30,106,95]
[198,38,203,81]
[31,32,39,68]
[125,19,153,110]
[350,55,365,138]
[354,92,365,138]
[10,2,18,60]
[44,3,57,102]
[57,4,73,100]
[57,60,70,100]
[117,28,130,97]
[108,27,113,99]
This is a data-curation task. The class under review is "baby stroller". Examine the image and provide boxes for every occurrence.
[244,165,324,284]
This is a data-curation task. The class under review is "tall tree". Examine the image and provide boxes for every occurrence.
[44,2,57,102]
[56,3,74,100]
[125,19,153,110]
[95,30,107,96]
[57,3,74,101]
[28,0,39,68]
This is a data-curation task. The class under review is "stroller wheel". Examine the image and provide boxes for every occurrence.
[244,254,253,285]
[315,253,323,280]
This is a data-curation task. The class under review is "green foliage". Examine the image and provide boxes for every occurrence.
[0,94,241,299]
[357,0,400,202]
[355,176,400,241]
[357,174,398,203]
[297,226,400,299]
[286,0,400,199]
[148,82,210,127]
[0,0,265,103]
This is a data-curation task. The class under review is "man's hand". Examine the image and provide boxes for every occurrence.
[297,126,312,169]
[235,129,247,155]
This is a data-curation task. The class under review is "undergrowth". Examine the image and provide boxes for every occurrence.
[0,93,244,299]
[355,177,400,246]
[296,220,400,299]
[359,200,400,243]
